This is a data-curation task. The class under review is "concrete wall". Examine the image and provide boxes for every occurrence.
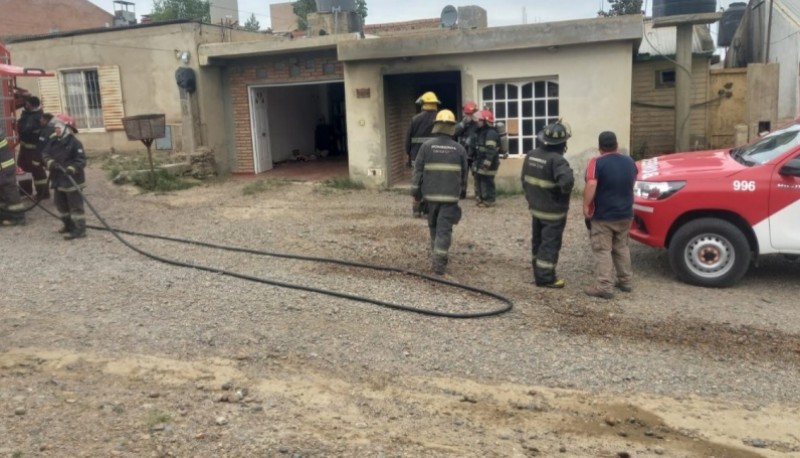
[631,56,711,156]
[344,41,634,188]
[9,23,263,158]
[771,5,800,121]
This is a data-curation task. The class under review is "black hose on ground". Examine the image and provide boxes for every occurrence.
[40,173,514,319]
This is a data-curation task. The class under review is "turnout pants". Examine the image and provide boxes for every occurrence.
[18,145,49,198]
[475,171,496,204]
[0,165,25,225]
[531,216,567,285]
[427,202,462,267]
[54,188,86,236]
[590,219,634,293]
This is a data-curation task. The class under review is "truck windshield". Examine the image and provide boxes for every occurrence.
[732,122,800,166]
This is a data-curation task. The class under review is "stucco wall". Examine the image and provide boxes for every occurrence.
[344,41,634,188]
[9,23,263,157]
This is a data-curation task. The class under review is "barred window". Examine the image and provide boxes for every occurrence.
[62,69,103,129]
[481,79,560,155]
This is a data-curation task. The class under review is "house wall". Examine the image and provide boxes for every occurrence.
[226,50,343,173]
[9,23,263,159]
[344,41,634,188]
[631,56,711,156]
[0,0,113,38]
[770,3,800,121]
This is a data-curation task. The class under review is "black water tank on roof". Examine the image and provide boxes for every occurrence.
[653,0,717,17]
[718,2,747,47]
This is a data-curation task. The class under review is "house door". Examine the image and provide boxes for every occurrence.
[250,88,272,173]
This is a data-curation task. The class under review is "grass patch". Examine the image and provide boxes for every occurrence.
[146,409,171,428]
[132,169,196,192]
[242,178,291,195]
[102,154,167,181]
[320,177,366,190]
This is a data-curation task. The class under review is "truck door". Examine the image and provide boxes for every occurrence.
[769,151,800,252]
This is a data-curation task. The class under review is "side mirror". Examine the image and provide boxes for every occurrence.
[779,158,800,177]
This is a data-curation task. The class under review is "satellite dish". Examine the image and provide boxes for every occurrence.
[441,5,458,28]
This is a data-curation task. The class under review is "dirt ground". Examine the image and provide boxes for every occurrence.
[2,165,799,458]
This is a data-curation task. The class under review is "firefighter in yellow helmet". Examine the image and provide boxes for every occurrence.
[406,91,441,217]
[411,109,468,275]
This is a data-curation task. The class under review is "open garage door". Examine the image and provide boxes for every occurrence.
[250,81,347,178]
[384,71,461,187]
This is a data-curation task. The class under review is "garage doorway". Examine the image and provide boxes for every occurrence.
[384,71,461,186]
[249,81,347,177]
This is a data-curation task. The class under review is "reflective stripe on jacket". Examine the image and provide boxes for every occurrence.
[521,146,574,218]
[411,134,468,203]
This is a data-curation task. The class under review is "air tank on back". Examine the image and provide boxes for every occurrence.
[652,0,717,17]
[718,2,747,47]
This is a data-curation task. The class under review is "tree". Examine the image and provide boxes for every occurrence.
[292,0,368,31]
[243,13,260,31]
[598,0,643,17]
[151,0,210,22]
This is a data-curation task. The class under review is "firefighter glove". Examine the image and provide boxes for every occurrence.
[66,166,76,175]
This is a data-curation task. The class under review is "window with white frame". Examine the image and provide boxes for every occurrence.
[481,79,560,155]
[62,69,103,130]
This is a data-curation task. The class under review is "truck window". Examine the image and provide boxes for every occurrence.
[733,123,800,166]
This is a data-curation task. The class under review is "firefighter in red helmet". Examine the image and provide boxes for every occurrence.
[472,109,501,207]
[454,101,479,199]
[43,114,87,240]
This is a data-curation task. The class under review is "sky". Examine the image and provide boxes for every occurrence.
[87,0,742,30]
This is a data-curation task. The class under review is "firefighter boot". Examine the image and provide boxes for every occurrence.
[35,184,50,201]
[432,255,448,275]
[63,218,86,240]
[57,217,74,234]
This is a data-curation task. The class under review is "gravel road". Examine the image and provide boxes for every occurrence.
[1,164,798,457]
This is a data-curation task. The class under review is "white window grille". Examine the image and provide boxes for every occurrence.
[481,79,560,156]
[62,69,103,129]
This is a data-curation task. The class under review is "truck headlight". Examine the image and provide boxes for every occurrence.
[634,181,686,200]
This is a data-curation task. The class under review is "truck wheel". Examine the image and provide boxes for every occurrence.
[668,218,751,287]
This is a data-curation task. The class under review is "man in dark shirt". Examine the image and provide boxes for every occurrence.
[583,131,639,299]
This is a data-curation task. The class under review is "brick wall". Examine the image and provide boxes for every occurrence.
[229,50,343,173]
[0,0,113,38]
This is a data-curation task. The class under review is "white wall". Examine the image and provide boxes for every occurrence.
[771,7,800,121]
[344,41,634,187]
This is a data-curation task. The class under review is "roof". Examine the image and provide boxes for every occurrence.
[339,14,643,62]
[4,19,198,43]
[363,18,441,35]
[200,33,351,64]
[637,20,715,59]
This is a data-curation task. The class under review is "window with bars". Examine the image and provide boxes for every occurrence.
[481,80,560,156]
[62,69,103,130]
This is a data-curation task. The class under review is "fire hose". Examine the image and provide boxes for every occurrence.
[20,171,514,319]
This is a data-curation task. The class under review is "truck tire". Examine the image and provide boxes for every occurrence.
[668,218,751,287]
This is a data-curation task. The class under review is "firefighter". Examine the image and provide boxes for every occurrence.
[16,96,50,200]
[521,120,574,288]
[43,114,87,240]
[411,109,468,275]
[453,101,479,199]
[0,128,26,226]
[473,109,500,207]
[39,112,55,146]
[406,91,440,217]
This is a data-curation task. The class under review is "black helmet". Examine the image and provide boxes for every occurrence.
[537,120,572,145]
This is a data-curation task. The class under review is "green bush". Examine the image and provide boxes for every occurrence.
[132,169,195,192]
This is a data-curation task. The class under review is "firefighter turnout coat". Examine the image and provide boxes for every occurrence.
[405,110,437,163]
[43,134,86,191]
[474,126,500,176]
[521,146,575,220]
[411,134,468,203]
